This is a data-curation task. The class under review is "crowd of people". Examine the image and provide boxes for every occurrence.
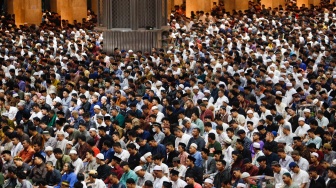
[0,0,335,188]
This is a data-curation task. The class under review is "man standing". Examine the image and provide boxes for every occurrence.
[172,157,187,179]
[86,170,106,188]
[289,162,310,188]
[147,136,167,161]
[134,166,154,187]
[29,153,47,184]
[96,153,112,180]
[69,150,84,175]
[185,156,203,185]
[271,161,289,185]
[127,143,141,170]
[54,148,71,172]
[282,172,299,188]
[308,167,326,188]
[170,169,187,188]
[326,167,336,188]
[185,174,202,188]
[153,165,170,188]
[120,161,138,186]
[257,156,274,176]
[165,142,179,167]
[213,160,231,188]
[45,161,62,186]
[201,148,216,179]
[188,143,203,168]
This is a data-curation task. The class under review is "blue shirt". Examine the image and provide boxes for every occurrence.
[89,101,102,117]
[299,62,307,70]
[56,172,77,188]
[139,131,151,140]
[151,144,167,161]
[192,151,203,168]
[102,148,115,162]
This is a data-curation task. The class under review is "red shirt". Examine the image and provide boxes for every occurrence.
[194,183,202,188]
[242,165,259,176]
[92,146,100,157]
[111,165,124,179]
[17,146,35,163]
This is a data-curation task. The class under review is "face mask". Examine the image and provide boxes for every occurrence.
[152,128,156,132]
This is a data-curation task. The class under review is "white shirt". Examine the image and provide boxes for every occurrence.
[279,155,294,171]
[252,150,264,167]
[245,116,259,128]
[228,114,246,126]
[11,143,23,156]
[316,116,329,128]
[214,96,229,109]
[137,172,154,187]
[46,154,57,166]
[91,179,107,188]
[56,139,68,152]
[159,163,170,176]
[72,158,84,174]
[291,169,310,188]
[274,168,289,185]
[294,124,310,138]
[7,106,18,120]
[295,157,309,171]
[175,134,191,150]
[285,88,297,105]
[29,111,43,121]
[155,112,165,123]
[275,102,287,117]
[173,165,187,179]
[114,149,130,162]
[153,176,170,188]
[260,110,272,120]
[277,121,292,137]
[172,178,187,188]
[223,146,233,164]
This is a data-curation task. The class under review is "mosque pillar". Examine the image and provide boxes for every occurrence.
[203,0,212,13]
[211,0,219,10]
[296,0,309,7]
[91,0,98,14]
[24,0,43,25]
[260,0,285,9]
[185,0,225,17]
[308,0,320,6]
[167,0,174,16]
[174,0,183,6]
[7,0,42,26]
[50,0,62,14]
[49,0,87,23]
[236,0,249,12]
[224,0,235,13]
[185,0,202,17]
[224,0,248,13]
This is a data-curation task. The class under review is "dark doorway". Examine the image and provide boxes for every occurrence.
[42,0,51,11]
[87,0,92,10]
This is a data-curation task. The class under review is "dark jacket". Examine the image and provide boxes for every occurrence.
[166,150,179,167]
[185,165,203,184]
[214,169,231,188]
[46,169,62,186]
